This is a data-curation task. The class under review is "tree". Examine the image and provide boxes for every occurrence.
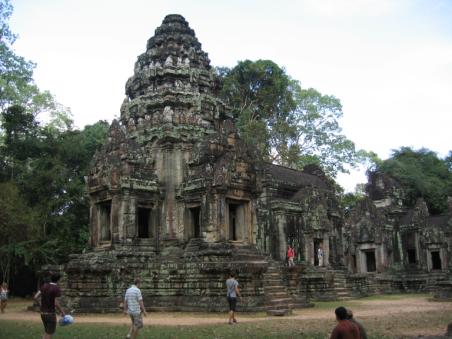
[218,60,366,177]
[0,0,58,118]
[375,147,452,215]
[219,60,296,160]
[0,1,112,294]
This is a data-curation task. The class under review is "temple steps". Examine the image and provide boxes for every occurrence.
[263,261,293,316]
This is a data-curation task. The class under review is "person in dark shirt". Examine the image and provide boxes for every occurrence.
[330,306,360,339]
[34,273,65,339]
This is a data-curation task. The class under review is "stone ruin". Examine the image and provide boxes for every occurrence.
[56,14,452,313]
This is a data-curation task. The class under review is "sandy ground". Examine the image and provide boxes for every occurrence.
[1,296,451,328]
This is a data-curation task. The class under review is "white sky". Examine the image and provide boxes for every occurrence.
[9,0,452,191]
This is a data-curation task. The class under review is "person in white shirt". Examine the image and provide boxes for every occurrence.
[124,277,147,339]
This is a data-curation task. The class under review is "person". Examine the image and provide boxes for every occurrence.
[317,246,324,267]
[287,245,295,267]
[0,282,9,313]
[34,273,65,339]
[124,277,147,339]
[226,272,240,325]
[347,308,368,339]
[330,306,360,339]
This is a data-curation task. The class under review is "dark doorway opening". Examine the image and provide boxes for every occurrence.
[352,255,357,273]
[431,251,442,270]
[229,204,237,241]
[314,239,323,266]
[99,202,111,242]
[365,251,376,272]
[189,207,201,238]
[407,249,417,264]
[138,207,151,238]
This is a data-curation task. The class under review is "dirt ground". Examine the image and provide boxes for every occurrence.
[1,295,451,336]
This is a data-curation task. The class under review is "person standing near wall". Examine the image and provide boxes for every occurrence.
[287,245,295,267]
[226,272,240,325]
[318,245,324,267]
[124,277,147,339]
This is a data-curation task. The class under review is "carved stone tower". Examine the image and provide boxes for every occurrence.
[87,14,259,249]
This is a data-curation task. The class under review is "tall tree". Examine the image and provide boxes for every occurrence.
[218,60,366,177]
[375,147,452,215]
[0,1,110,292]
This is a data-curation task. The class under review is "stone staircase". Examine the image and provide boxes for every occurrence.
[263,261,293,316]
[330,269,353,300]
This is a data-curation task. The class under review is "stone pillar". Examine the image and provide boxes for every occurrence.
[323,236,330,266]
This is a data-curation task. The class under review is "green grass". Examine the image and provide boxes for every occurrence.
[312,293,431,309]
[0,320,326,339]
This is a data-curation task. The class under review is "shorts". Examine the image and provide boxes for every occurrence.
[227,297,237,311]
[130,313,143,329]
[41,313,57,334]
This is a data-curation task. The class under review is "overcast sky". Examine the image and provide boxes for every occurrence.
[9,0,452,191]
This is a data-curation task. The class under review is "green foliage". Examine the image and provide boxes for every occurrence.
[219,60,295,160]
[340,192,366,213]
[376,147,452,214]
[218,60,366,177]
[0,0,110,288]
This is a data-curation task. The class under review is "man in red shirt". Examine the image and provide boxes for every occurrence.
[330,306,360,339]
[34,273,65,339]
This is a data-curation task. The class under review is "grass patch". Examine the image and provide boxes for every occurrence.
[0,320,327,339]
[357,293,430,301]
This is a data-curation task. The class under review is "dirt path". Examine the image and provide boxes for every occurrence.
[1,296,451,327]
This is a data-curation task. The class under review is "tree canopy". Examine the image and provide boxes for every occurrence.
[373,147,452,215]
[218,60,367,177]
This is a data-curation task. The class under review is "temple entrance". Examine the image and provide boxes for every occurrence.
[352,255,357,273]
[431,251,442,270]
[365,250,376,272]
[228,201,246,241]
[98,202,111,242]
[407,249,417,264]
[138,207,151,238]
[189,206,201,238]
[314,239,323,266]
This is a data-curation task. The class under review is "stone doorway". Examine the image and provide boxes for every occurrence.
[431,251,442,270]
[365,250,376,272]
[407,249,417,264]
[137,207,152,238]
[228,201,247,241]
[98,201,111,242]
[314,239,324,266]
[189,206,201,238]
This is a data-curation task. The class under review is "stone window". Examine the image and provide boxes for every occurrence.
[98,201,112,242]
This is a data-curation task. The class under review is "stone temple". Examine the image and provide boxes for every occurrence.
[57,15,452,313]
